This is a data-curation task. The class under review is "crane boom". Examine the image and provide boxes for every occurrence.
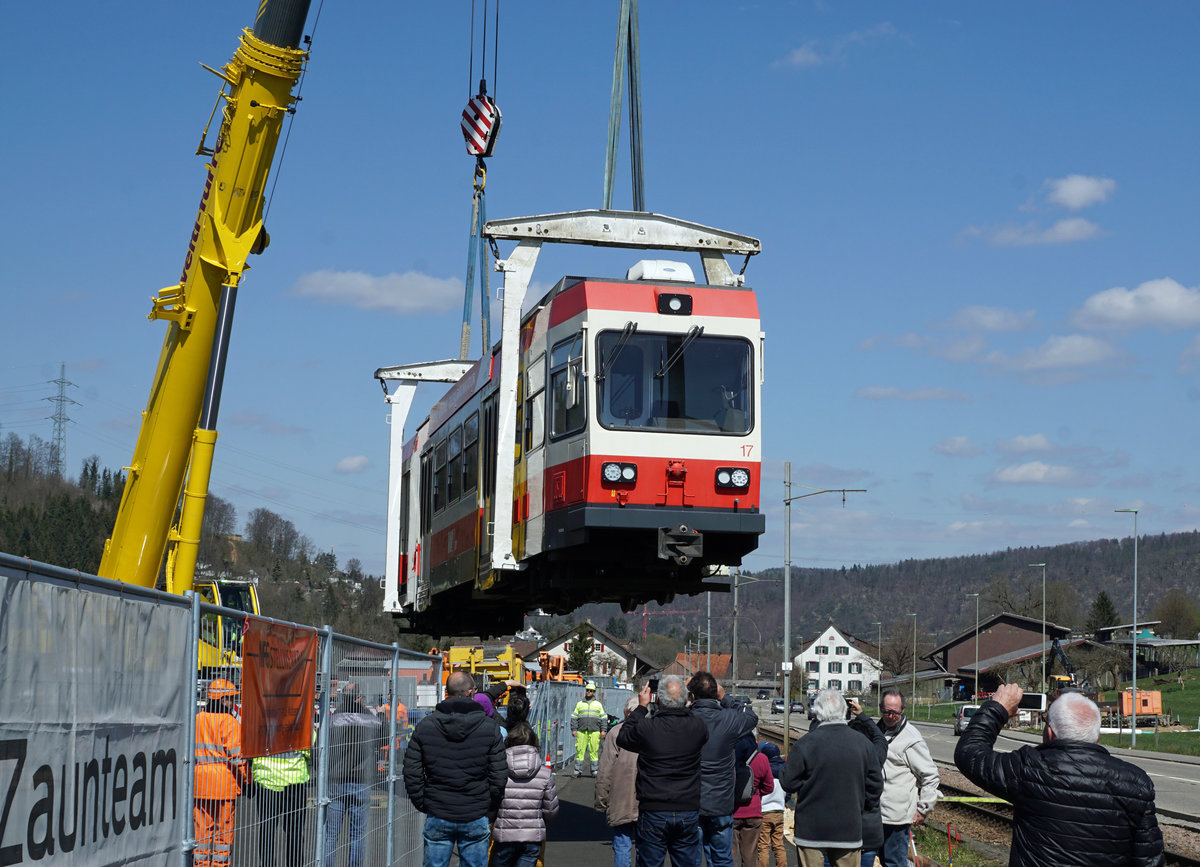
[99,0,312,593]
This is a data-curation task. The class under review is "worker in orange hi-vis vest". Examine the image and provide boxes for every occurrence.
[194,679,250,867]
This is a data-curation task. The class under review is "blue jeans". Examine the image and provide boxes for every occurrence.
[325,782,370,867]
[637,810,702,867]
[699,814,734,867]
[823,851,876,867]
[880,825,910,867]
[422,815,490,867]
[492,841,542,867]
[613,821,637,867]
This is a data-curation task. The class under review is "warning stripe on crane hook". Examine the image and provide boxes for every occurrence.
[462,93,501,157]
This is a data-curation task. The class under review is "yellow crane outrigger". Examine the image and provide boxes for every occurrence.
[99,2,313,613]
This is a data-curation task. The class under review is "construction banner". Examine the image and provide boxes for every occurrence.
[240,619,318,758]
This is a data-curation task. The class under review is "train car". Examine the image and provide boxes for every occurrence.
[376,211,765,636]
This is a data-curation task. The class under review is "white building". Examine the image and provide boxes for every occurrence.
[796,624,880,696]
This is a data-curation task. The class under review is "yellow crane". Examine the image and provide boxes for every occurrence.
[98,1,314,670]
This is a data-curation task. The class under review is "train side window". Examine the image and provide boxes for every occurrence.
[434,440,448,513]
[550,333,585,438]
[448,426,462,504]
[514,373,524,463]
[399,469,410,550]
[463,412,479,494]
[526,355,546,451]
[420,453,431,534]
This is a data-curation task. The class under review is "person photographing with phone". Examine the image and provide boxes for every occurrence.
[954,683,1164,867]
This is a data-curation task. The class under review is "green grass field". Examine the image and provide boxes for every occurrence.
[913,824,1003,866]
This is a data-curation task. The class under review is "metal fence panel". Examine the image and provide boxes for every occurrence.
[0,553,193,866]
[527,682,633,771]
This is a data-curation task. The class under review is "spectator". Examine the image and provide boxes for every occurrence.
[877,689,939,867]
[403,671,507,867]
[571,681,609,777]
[616,675,710,867]
[251,746,311,867]
[755,742,787,867]
[492,722,560,867]
[731,733,773,867]
[324,684,385,867]
[810,698,889,867]
[687,671,759,867]
[596,696,641,867]
[782,689,883,867]
[193,679,249,867]
[955,684,1165,867]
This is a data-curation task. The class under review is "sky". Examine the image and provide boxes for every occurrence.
[2,2,1199,584]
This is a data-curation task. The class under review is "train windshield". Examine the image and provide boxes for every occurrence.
[596,330,752,433]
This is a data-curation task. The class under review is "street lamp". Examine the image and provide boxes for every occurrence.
[1116,507,1139,747]
[782,461,866,754]
[873,621,882,700]
[909,613,918,709]
[966,593,980,700]
[1028,562,1047,691]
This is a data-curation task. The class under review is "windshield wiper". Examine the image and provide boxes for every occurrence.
[596,321,638,382]
[655,325,704,378]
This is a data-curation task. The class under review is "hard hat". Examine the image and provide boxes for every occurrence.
[585,681,597,691]
[208,679,238,700]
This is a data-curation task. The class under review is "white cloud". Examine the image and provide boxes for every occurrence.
[1068,518,1092,528]
[945,306,1036,333]
[335,455,370,474]
[988,461,1096,486]
[985,218,1103,246]
[933,436,984,457]
[986,334,1123,372]
[854,386,971,402]
[1072,277,1200,331]
[1044,175,1116,210]
[996,433,1054,454]
[774,22,900,69]
[292,269,462,314]
[776,42,822,68]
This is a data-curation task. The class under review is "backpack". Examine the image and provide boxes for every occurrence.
[733,747,759,807]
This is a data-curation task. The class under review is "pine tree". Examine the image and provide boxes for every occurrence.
[1085,590,1120,635]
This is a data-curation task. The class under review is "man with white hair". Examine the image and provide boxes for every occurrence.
[955,683,1165,867]
[782,689,882,867]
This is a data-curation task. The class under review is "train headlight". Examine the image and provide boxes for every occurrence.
[603,462,638,484]
[715,467,751,490]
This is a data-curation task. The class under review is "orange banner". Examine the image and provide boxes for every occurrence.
[241,619,318,758]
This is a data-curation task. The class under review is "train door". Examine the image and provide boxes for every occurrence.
[521,353,547,558]
[478,394,498,585]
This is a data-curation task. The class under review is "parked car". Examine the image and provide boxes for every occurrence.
[771,698,785,714]
[954,704,982,735]
[790,698,806,714]
[730,694,752,707]
[757,689,771,700]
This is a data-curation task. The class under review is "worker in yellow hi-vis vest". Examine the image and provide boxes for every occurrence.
[570,682,609,777]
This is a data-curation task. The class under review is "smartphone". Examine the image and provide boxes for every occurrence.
[1017,691,1047,712]
[647,678,660,693]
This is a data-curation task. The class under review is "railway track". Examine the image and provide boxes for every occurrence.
[757,722,1200,866]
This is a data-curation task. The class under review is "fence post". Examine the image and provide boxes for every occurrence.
[386,642,401,866]
[314,626,335,866]
[182,591,201,866]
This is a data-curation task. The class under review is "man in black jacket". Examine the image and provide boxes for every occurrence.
[783,689,883,867]
[616,674,710,867]
[687,672,759,867]
[323,684,386,867]
[954,683,1165,867]
[403,672,507,867]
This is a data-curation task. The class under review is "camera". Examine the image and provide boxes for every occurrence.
[647,678,660,693]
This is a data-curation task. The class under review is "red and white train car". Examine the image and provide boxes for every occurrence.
[376,211,765,636]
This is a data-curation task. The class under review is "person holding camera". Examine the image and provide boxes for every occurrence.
[954,683,1164,867]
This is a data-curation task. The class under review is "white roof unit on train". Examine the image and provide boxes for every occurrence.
[626,259,695,282]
